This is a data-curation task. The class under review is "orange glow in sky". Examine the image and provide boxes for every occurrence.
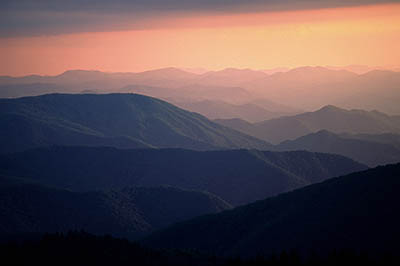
[1,3,400,76]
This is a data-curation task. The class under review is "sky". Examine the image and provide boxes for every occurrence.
[1,0,400,76]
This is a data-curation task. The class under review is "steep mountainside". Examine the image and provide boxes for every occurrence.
[0,93,271,153]
[216,105,400,144]
[0,181,230,238]
[144,163,400,257]
[0,146,366,206]
[277,130,400,167]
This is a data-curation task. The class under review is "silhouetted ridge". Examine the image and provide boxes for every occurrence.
[317,104,345,112]
[0,146,366,206]
[144,163,400,257]
[4,231,398,266]
[217,105,400,144]
[277,130,400,167]
[0,182,230,238]
[0,93,271,153]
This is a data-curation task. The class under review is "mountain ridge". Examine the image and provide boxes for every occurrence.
[0,181,231,238]
[2,66,400,113]
[216,104,400,144]
[277,130,400,167]
[144,163,400,257]
[0,146,367,206]
[0,93,272,153]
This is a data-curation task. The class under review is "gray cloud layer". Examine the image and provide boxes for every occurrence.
[1,0,399,37]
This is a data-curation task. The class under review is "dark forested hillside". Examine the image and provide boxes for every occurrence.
[0,93,271,153]
[0,182,230,238]
[0,146,366,206]
[3,231,398,266]
[144,163,400,257]
[277,130,400,167]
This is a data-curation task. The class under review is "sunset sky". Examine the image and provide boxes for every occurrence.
[1,0,400,76]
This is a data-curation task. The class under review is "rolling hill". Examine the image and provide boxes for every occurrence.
[144,163,400,257]
[0,146,366,206]
[244,67,400,113]
[173,100,284,122]
[277,130,400,167]
[122,84,255,104]
[216,105,400,144]
[0,68,197,88]
[339,132,400,149]
[0,93,272,153]
[0,180,230,238]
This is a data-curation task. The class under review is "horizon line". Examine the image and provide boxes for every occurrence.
[2,64,400,78]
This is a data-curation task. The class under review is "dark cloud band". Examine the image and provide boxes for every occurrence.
[1,0,399,37]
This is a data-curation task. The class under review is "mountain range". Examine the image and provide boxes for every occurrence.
[245,67,400,113]
[0,146,366,206]
[144,163,400,257]
[0,179,230,238]
[1,86,399,261]
[1,92,398,178]
[277,130,400,167]
[1,66,400,116]
[216,105,400,144]
[172,99,296,122]
[0,93,271,153]
[1,62,400,266]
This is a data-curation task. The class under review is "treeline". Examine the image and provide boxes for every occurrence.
[0,232,399,266]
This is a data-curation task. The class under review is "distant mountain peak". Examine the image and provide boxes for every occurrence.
[222,67,252,71]
[288,66,329,73]
[203,68,267,77]
[313,129,336,136]
[285,66,356,77]
[142,67,193,74]
[361,69,397,78]
[55,69,109,82]
[138,67,198,80]
[317,105,344,112]
[58,69,104,76]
